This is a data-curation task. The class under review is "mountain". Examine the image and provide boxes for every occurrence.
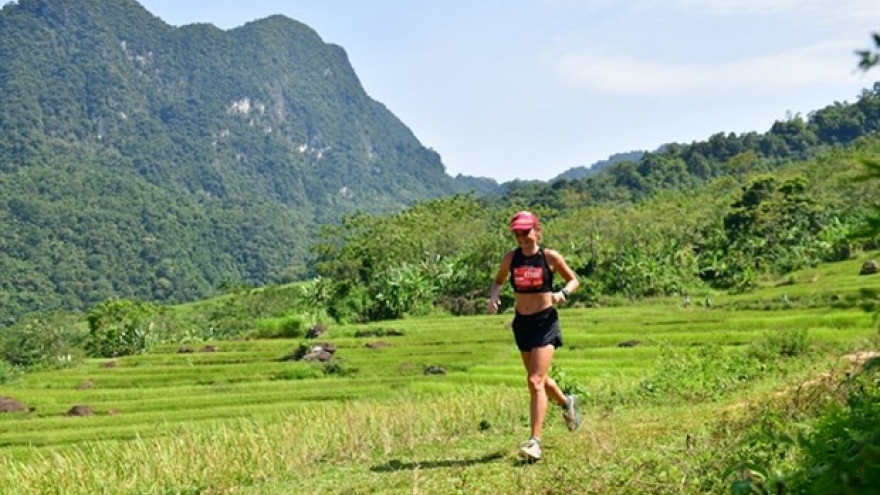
[0,0,468,323]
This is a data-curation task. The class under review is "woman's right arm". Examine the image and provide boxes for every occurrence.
[487,251,513,314]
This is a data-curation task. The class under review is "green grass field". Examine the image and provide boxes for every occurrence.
[1,253,878,494]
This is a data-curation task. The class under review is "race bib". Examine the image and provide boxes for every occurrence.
[513,266,544,290]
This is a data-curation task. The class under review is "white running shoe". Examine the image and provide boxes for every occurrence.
[518,437,542,461]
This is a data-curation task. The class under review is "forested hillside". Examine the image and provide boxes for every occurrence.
[506,87,880,209]
[0,0,463,324]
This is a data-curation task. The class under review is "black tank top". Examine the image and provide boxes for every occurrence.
[510,247,554,293]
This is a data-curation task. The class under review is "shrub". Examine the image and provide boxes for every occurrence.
[638,343,761,403]
[0,313,84,370]
[550,363,590,401]
[248,315,305,339]
[726,359,880,495]
[269,365,323,381]
[0,360,21,384]
[84,299,161,358]
[747,329,813,363]
[327,282,372,324]
[322,359,356,377]
[787,361,880,494]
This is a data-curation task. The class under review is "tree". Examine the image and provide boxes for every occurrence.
[854,33,880,239]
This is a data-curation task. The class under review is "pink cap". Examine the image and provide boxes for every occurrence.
[509,211,538,231]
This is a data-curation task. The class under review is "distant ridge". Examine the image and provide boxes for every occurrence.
[552,151,646,181]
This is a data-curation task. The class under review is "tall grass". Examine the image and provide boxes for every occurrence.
[0,388,523,495]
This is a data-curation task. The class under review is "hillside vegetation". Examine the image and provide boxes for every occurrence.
[1,130,878,362]
[0,0,463,323]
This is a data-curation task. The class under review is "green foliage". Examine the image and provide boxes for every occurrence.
[0,313,83,370]
[549,363,590,401]
[708,174,842,289]
[724,360,880,495]
[169,283,324,340]
[50,139,874,330]
[747,329,813,363]
[638,344,763,403]
[321,359,357,377]
[787,364,880,494]
[856,33,880,71]
[494,87,880,213]
[372,262,438,320]
[84,299,161,357]
[313,194,502,320]
[248,315,306,339]
[0,0,464,326]
[269,365,323,381]
[852,156,880,240]
[286,342,315,362]
[325,282,373,324]
[0,359,22,384]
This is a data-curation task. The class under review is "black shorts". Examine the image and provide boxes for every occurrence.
[512,307,563,352]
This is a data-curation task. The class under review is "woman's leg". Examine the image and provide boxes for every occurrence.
[520,345,567,439]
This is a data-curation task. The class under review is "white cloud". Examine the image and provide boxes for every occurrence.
[554,37,870,96]
[676,0,878,19]
[676,0,832,14]
[674,0,875,24]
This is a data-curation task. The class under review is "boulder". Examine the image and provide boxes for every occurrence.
[859,259,878,275]
[300,343,336,362]
[306,324,327,339]
[424,365,446,375]
[0,396,26,413]
[66,405,93,416]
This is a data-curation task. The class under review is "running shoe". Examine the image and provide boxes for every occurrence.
[562,394,581,432]
[518,437,542,461]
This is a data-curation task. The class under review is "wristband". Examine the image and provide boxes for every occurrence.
[560,288,570,299]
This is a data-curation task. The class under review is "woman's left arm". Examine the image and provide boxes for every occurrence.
[546,249,580,302]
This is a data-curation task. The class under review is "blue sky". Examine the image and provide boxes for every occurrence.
[137,0,879,182]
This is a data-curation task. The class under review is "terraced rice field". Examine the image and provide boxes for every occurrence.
[0,253,878,494]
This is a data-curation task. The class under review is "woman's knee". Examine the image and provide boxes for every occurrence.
[527,373,546,391]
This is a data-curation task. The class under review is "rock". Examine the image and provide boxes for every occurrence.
[300,343,337,362]
[0,397,26,413]
[424,365,446,375]
[859,259,878,275]
[66,405,93,416]
[306,324,327,339]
